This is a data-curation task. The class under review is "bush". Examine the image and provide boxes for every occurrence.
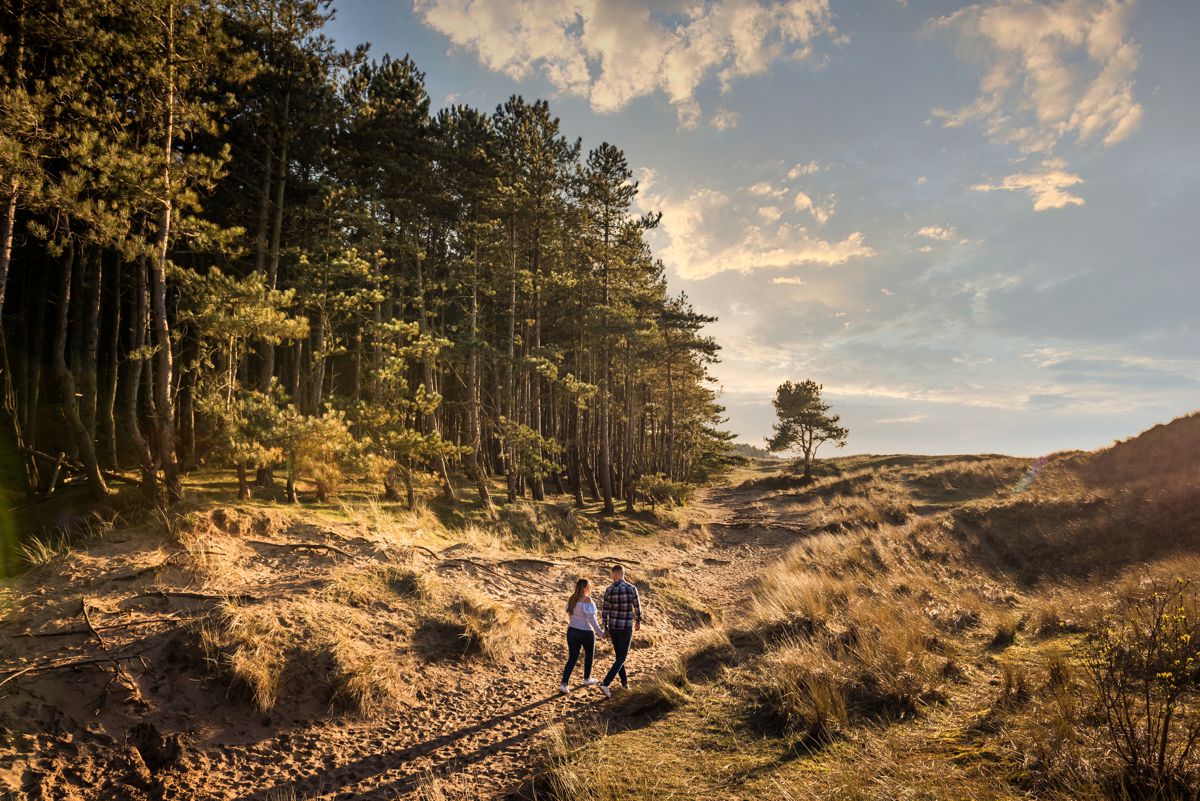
[636,473,694,509]
[1082,578,1200,795]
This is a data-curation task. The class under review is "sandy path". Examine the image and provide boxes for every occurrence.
[183,469,798,800]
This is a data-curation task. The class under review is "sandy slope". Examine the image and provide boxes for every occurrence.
[1,463,805,800]
[183,472,794,800]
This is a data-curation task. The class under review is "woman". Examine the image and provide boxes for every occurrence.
[560,578,604,693]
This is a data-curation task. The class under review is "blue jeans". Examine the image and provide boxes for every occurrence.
[561,627,595,685]
[603,627,633,687]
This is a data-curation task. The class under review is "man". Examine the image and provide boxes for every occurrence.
[599,563,642,697]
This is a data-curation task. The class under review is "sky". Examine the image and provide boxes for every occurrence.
[325,0,1200,457]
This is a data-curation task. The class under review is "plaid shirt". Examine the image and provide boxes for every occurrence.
[602,579,642,631]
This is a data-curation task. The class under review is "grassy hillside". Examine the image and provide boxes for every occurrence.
[3,414,1199,800]
[530,415,1200,801]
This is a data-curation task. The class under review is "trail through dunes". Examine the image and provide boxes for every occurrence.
[12,431,1191,801]
[1,463,810,800]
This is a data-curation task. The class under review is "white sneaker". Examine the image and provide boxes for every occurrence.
[582,678,599,686]
[599,684,612,698]
[559,683,570,694]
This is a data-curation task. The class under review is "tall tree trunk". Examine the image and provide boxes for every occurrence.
[23,265,47,452]
[79,248,102,442]
[261,88,289,390]
[623,369,637,513]
[53,244,108,500]
[254,121,275,391]
[152,0,181,503]
[529,226,545,501]
[0,330,33,493]
[101,260,121,469]
[416,238,455,501]
[126,255,156,502]
[599,219,615,515]
[177,333,196,471]
[308,309,324,414]
[0,180,16,318]
[665,360,675,480]
[504,217,518,503]
[467,242,494,513]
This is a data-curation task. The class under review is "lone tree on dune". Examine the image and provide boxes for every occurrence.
[766,380,848,479]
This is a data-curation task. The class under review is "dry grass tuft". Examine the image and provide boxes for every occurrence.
[611,659,692,718]
[322,564,424,608]
[535,724,647,801]
[198,601,288,713]
[326,637,411,716]
[501,502,597,551]
[740,638,848,746]
[415,577,524,663]
[16,532,73,567]
[415,773,484,801]
[814,485,913,531]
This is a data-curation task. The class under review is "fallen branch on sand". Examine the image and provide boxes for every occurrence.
[0,649,149,688]
[15,615,197,638]
[245,540,357,559]
[128,589,260,604]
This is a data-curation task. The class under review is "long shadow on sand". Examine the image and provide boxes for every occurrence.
[234,693,578,800]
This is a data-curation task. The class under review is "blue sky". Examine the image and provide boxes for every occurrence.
[326,0,1199,456]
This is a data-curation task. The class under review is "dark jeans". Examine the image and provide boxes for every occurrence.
[603,627,634,687]
[561,627,595,685]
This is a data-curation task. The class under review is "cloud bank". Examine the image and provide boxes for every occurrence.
[934,0,1142,211]
[413,0,838,127]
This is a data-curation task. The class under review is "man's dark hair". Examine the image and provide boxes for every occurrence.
[610,564,624,575]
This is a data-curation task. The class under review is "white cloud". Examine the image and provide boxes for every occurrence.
[972,158,1086,210]
[793,189,835,225]
[757,205,783,223]
[711,108,741,130]
[415,0,837,126]
[917,245,934,253]
[915,175,928,185]
[877,414,928,424]
[933,0,1143,154]
[640,180,875,281]
[917,224,958,240]
[748,181,788,198]
[771,276,808,285]
[786,160,821,179]
[880,287,894,295]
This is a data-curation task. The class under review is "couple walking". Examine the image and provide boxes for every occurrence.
[559,564,641,698]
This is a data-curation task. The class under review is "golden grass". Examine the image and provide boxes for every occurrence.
[531,438,1200,800]
[438,582,523,662]
[16,532,73,567]
[414,773,485,801]
[536,724,653,801]
[198,601,288,713]
[610,658,693,718]
[321,563,424,608]
[326,636,411,717]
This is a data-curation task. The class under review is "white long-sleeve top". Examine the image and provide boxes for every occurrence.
[567,599,604,634]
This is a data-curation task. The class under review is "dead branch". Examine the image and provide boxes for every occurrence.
[570,555,645,566]
[499,558,562,568]
[14,615,197,638]
[407,544,441,561]
[438,558,558,592]
[245,540,356,559]
[0,650,148,689]
[128,590,259,604]
[80,598,107,648]
[80,597,145,709]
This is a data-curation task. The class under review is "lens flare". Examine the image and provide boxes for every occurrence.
[1012,456,1049,494]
